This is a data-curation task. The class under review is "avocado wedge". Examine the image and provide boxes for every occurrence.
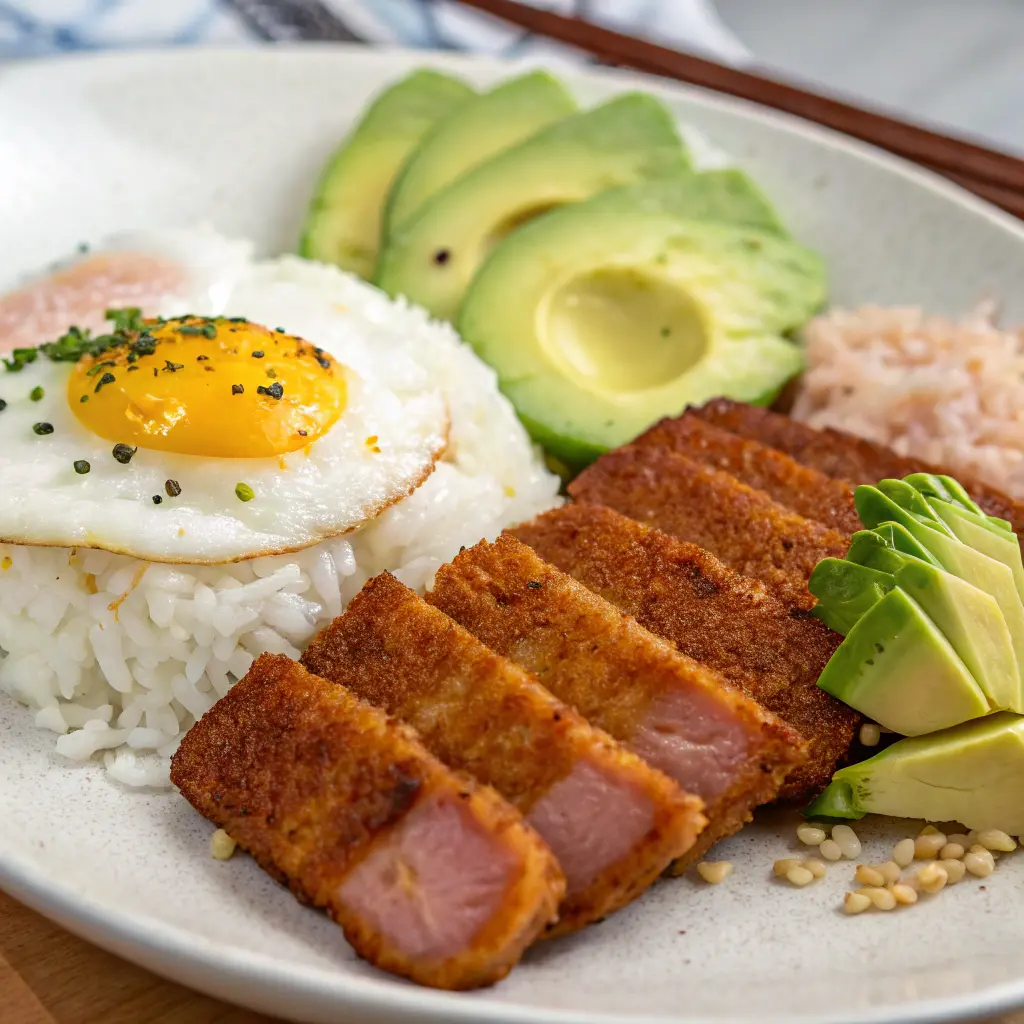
[827,523,1021,710]
[855,484,1024,685]
[920,496,1024,604]
[806,711,1024,835]
[809,558,893,635]
[383,71,577,237]
[816,587,991,736]
[376,92,691,322]
[299,70,473,278]
[456,175,823,463]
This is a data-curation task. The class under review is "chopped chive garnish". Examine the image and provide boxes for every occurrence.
[235,482,255,502]
[74,460,90,475]
[165,479,181,497]
[79,395,89,403]
[257,382,283,400]
[32,422,54,435]
[265,368,277,379]
[29,386,44,402]
[163,360,184,373]
[0,399,6,412]
[3,348,38,372]
[94,372,116,393]
[112,443,136,464]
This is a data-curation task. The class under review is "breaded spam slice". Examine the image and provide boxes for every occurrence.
[302,573,704,936]
[692,398,1024,535]
[425,536,806,866]
[569,445,848,610]
[635,412,861,535]
[510,504,858,800]
[170,653,564,991]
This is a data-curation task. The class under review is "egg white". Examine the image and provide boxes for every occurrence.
[0,233,450,564]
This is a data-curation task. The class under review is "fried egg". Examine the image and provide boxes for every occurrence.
[0,234,448,564]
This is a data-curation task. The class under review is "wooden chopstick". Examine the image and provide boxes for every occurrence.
[451,0,1024,217]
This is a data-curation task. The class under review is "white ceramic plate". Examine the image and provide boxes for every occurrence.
[3,45,1024,1024]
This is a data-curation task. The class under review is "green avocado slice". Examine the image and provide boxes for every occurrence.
[299,70,474,278]
[856,523,942,567]
[841,525,1018,710]
[904,473,983,516]
[809,558,893,635]
[806,711,1024,834]
[455,177,823,463]
[855,485,1024,686]
[894,558,1020,712]
[816,587,991,736]
[383,71,577,238]
[928,499,1024,605]
[377,92,692,322]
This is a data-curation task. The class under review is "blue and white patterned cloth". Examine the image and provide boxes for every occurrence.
[0,0,749,64]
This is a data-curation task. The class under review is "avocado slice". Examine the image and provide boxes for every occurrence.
[806,711,1024,834]
[816,587,990,736]
[820,521,1021,713]
[376,92,691,322]
[894,558,1020,712]
[299,70,473,278]
[856,484,1024,686]
[904,472,984,516]
[809,558,893,635]
[928,499,1024,603]
[383,71,577,238]
[456,177,824,463]
[850,523,941,568]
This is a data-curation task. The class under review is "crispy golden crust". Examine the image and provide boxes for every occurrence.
[510,505,858,800]
[569,445,849,611]
[302,573,704,936]
[170,653,563,990]
[692,398,1024,535]
[426,536,805,860]
[635,413,861,536]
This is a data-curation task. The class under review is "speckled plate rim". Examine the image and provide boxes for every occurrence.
[3,43,1024,1024]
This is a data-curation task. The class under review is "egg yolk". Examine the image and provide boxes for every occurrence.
[68,316,346,458]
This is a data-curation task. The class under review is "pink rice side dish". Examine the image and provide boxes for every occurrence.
[791,304,1024,498]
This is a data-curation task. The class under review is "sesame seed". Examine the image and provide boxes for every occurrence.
[32,422,54,435]
[797,823,826,846]
[0,399,6,412]
[112,443,136,464]
[73,460,90,475]
[251,350,264,359]
[842,892,871,915]
[152,495,163,505]
[210,829,237,860]
[892,838,915,867]
[231,384,244,395]
[696,861,732,884]
[976,829,1016,852]
[165,479,181,498]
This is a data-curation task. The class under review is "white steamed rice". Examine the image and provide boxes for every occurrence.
[0,254,561,788]
[793,303,1024,497]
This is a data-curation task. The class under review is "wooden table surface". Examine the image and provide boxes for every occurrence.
[2,887,1022,1024]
